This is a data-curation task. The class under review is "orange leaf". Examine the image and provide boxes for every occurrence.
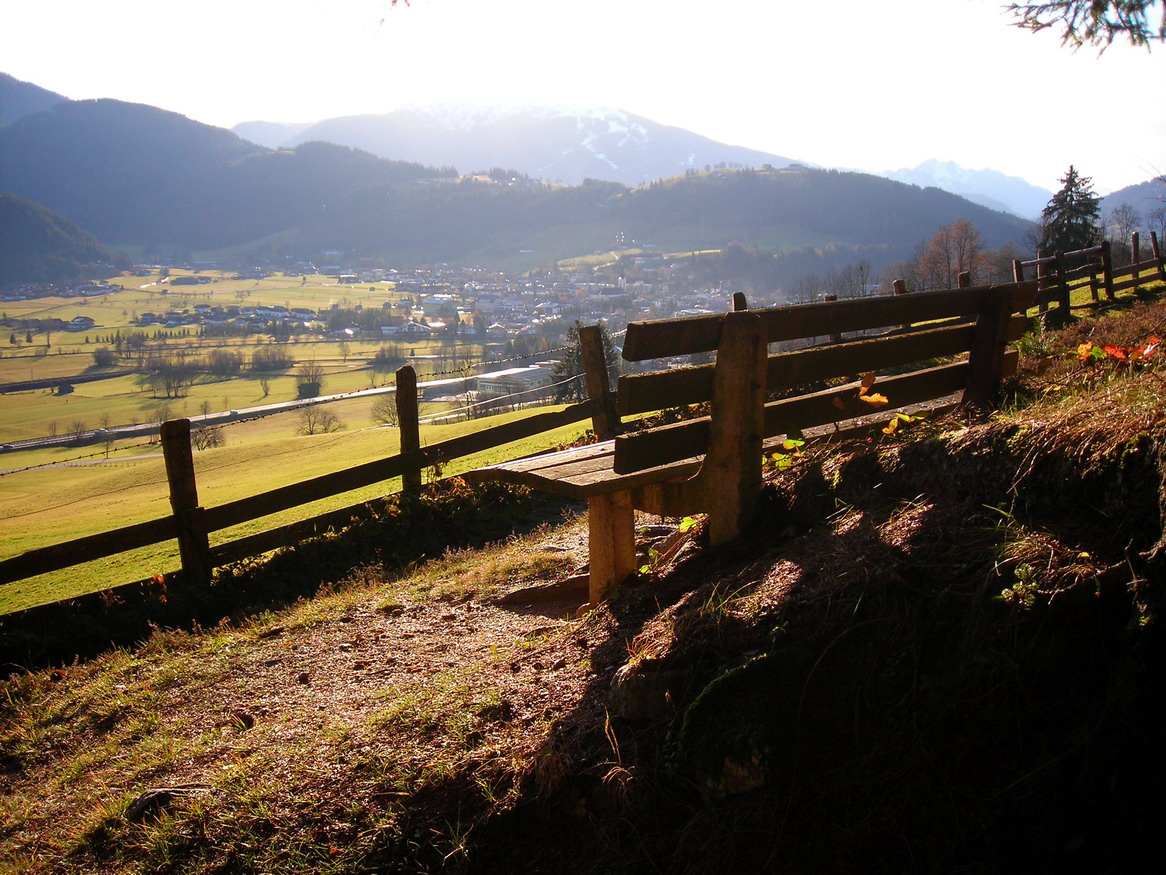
[833,396,845,411]
[860,372,877,390]
[859,392,889,407]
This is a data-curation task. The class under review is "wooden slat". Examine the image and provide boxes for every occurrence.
[614,362,969,474]
[211,499,374,567]
[205,452,421,531]
[415,401,592,466]
[617,317,1032,418]
[0,516,177,585]
[622,283,1036,361]
[206,401,593,531]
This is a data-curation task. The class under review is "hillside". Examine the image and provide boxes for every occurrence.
[0,97,1031,272]
[2,295,1163,872]
[0,193,112,283]
[0,72,67,127]
[1101,175,1166,221]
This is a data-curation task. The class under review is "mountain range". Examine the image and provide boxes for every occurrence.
[233,104,799,190]
[6,71,1157,287]
[880,159,1053,220]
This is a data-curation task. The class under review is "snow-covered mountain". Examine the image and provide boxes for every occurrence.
[233,103,798,187]
[880,159,1052,220]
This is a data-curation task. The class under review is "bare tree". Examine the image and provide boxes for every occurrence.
[297,406,343,435]
[371,394,399,426]
[191,426,226,450]
[296,360,326,398]
[1106,202,1142,241]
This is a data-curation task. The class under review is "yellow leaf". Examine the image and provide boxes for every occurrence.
[859,392,889,407]
[882,418,900,436]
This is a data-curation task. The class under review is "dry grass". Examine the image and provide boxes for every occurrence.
[2,297,1165,872]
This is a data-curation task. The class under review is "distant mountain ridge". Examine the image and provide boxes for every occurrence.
[1101,177,1166,221]
[0,94,1037,280]
[880,159,1054,219]
[234,103,800,187]
[0,72,68,127]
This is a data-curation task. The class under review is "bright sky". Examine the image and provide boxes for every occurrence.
[1,0,1162,194]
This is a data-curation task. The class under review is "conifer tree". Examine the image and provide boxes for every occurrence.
[552,320,620,403]
[1039,165,1102,255]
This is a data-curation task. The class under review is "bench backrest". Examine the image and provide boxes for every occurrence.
[603,281,1036,474]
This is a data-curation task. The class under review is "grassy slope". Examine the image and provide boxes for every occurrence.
[1,289,1164,872]
[0,399,588,613]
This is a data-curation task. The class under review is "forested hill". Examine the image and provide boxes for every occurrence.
[0,193,112,284]
[0,97,1031,270]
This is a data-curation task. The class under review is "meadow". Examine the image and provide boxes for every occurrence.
[0,270,580,613]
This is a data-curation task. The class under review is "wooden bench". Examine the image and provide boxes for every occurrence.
[464,281,1036,605]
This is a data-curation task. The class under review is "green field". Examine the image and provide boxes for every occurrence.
[0,401,588,614]
[0,270,579,613]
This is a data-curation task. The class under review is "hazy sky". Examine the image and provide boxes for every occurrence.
[2,0,1162,194]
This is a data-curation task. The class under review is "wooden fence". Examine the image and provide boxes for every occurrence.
[1013,231,1165,313]
[0,365,595,590]
[3,250,1164,602]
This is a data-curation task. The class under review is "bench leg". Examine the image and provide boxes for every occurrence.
[587,491,635,604]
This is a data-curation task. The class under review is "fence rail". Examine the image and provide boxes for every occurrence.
[3,252,1164,601]
[1014,231,1165,312]
[0,365,593,590]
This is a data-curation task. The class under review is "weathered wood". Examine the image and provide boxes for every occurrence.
[618,321,993,417]
[210,498,377,567]
[397,366,421,496]
[698,311,766,545]
[1152,231,1165,281]
[203,452,421,532]
[162,419,211,585]
[0,516,177,586]
[962,285,1013,406]
[206,401,592,531]
[622,284,1035,361]
[616,361,973,475]
[1100,240,1115,301]
[579,325,617,440]
[587,491,635,603]
[1132,233,1141,286]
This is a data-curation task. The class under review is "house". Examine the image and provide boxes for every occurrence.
[390,320,433,338]
[475,363,557,401]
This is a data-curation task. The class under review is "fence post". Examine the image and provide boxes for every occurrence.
[731,291,748,312]
[161,418,211,585]
[1035,250,1050,314]
[1011,260,1024,283]
[962,286,1012,408]
[957,271,971,288]
[823,293,842,342]
[1131,232,1141,288]
[1053,251,1069,310]
[396,366,421,497]
[1100,240,1115,302]
[892,279,909,330]
[579,325,617,441]
[1152,231,1166,282]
